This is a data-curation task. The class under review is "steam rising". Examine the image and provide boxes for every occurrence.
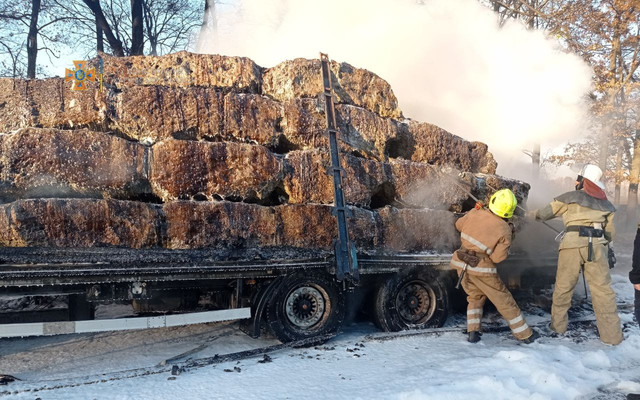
[198,0,592,181]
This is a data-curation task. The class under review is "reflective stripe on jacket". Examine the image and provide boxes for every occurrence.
[450,208,512,276]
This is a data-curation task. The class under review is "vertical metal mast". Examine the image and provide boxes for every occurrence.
[320,53,359,284]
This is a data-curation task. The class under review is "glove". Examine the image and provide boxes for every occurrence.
[457,249,481,267]
[525,210,538,220]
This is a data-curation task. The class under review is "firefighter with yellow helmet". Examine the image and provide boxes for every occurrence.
[451,188,539,343]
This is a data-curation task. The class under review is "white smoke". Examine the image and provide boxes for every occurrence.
[197,0,592,181]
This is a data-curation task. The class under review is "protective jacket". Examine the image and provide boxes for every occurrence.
[535,191,615,249]
[534,188,622,345]
[632,225,640,285]
[451,207,533,341]
[450,208,511,275]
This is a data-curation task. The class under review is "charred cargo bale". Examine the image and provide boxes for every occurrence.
[150,140,284,203]
[280,99,387,157]
[0,198,460,253]
[0,78,105,133]
[390,160,472,211]
[100,51,262,92]
[263,58,402,119]
[164,201,453,253]
[472,174,531,213]
[277,204,381,250]
[222,93,285,148]
[280,98,326,151]
[377,207,460,252]
[407,121,498,175]
[110,90,284,145]
[284,150,479,211]
[470,142,498,175]
[281,100,410,161]
[283,150,390,208]
[109,86,224,143]
[0,199,162,248]
[335,104,407,161]
[0,55,498,175]
[164,201,280,249]
[0,128,148,201]
[164,201,365,251]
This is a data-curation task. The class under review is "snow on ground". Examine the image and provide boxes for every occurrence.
[0,274,638,400]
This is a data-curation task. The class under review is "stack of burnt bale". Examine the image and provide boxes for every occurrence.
[0,51,529,258]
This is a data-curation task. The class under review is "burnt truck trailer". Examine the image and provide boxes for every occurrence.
[0,53,537,342]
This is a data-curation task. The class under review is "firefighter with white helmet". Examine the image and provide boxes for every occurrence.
[451,188,539,343]
[528,163,623,345]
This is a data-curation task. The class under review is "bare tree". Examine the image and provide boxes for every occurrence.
[143,0,202,56]
[0,0,29,77]
[26,0,41,78]
[0,0,90,77]
[81,0,125,56]
[78,0,203,57]
[130,0,144,55]
[480,0,563,30]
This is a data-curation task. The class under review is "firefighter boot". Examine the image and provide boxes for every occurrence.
[521,329,540,344]
[468,331,481,343]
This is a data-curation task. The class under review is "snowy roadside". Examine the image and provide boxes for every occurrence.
[1,273,638,400]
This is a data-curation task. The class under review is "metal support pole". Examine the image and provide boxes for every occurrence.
[320,53,359,284]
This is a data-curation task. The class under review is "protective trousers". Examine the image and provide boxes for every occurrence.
[551,244,623,345]
[460,272,533,340]
[634,289,640,324]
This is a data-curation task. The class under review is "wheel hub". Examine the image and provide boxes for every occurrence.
[407,295,420,310]
[396,281,434,324]
[285,286,325,328]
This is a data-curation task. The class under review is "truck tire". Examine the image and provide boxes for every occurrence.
[373,269,448,332]
[266,272,345,343]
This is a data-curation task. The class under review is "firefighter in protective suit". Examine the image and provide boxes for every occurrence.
[529,164,623,345]
[451,189,539,343]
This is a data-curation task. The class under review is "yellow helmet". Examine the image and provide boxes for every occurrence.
[488,189,517,219]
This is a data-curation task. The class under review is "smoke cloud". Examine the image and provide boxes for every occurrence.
[197,0,592,181]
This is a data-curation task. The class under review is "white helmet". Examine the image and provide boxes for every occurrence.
[580,164,605,190]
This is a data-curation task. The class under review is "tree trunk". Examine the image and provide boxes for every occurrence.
[627,130,640,229]
[600,29,622,178]
[130,0,144,55]
[142,0,157,55]
[26,0,41,79]
[96,14,104,53]
[615,138,624,205]
[82,0,125,56]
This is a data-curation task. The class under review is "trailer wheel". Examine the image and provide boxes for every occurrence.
[266,272,345,343]
[373,269,448,332]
